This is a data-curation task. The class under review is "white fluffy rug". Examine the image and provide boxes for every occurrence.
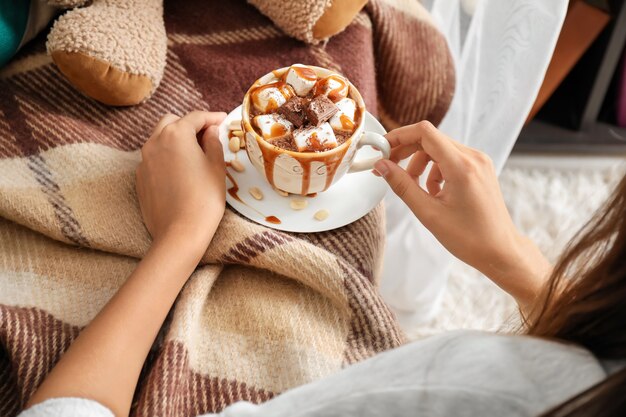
[408,154,626,339]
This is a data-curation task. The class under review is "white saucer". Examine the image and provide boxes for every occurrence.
[219,105,388,233]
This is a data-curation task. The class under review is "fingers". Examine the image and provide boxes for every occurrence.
[200,125,224,161]
[152,113,180,136]
[374,150,427,178]
[384,151,443,195]
[178,111,227,134]
[148,111,227,151]
[200,125,219,149]
[374,159,434,221]
[406,151,431,179]
[389,143,420,163]
[426,163,444,195]
[385,121,462,173]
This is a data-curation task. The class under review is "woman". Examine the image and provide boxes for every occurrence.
[19,111,626,416]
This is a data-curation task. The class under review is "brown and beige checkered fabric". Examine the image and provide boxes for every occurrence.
[0,1,453,416]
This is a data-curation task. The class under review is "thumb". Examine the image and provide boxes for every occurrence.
[200,125,225,168]
[200,125,222,155]
[375,159,434,220]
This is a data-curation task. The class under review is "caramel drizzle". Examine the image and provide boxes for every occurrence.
[251,81,295,113]
[270,123,288,139]
[323,140,351,191]
[258,143,280,187]
[272,69,288,79]
[292,65,317,81]
[257,138,351,195]
[307,132,331,152]
[300,142,351,195]
[339,114,355,131]
[267,98,280,112]
[314,75,349,103]
[225,163,281,224]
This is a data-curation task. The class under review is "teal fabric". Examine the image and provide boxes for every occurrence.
[0,0,31,67]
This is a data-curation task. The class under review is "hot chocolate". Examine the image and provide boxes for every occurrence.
[240,64,390,196]
[249,64,360,153]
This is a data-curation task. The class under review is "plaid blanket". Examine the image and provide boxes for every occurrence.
[0,1,453,416]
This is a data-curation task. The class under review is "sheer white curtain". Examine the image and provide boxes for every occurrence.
[381,0,568,330]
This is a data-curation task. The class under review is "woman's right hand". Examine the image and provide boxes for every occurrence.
[374,121,551,309]
[136,111,227,260]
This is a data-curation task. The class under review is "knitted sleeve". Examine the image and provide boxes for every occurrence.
[18,398,114,417]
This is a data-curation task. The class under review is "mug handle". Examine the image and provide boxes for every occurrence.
[348,131,391,173]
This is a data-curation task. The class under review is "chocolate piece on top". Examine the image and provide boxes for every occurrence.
[277,96,308,128]
[305,95,338,126]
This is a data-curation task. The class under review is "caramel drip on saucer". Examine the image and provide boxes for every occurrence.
[265,216,281,224]
[226,163,279,224]
[225,168,242,204]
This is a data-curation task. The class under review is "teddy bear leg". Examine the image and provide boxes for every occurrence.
[46,0,166,106]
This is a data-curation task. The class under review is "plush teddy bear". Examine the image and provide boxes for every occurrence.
[1,0,366,106]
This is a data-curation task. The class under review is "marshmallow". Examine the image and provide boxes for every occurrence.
[251,83,295,113]
[314,75,349,102]
[253,114,294,141]
[293,123,338,152]
[329,98,357,133]
[285,64,318,96]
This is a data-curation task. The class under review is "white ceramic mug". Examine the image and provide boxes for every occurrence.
[241,65,390,195]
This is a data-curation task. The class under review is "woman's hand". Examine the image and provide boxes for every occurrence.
[375,121,551,309]
[136,111,227,258]
[27,111,228,417]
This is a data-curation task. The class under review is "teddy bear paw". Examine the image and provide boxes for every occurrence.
[46,0,167,106]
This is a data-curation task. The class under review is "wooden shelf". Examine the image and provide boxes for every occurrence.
[514,0,626,154]
[514,119,626,154]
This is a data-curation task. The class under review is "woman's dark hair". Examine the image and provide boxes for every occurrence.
[525,173,626,416]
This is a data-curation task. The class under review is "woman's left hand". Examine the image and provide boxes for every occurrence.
[136,111,227,257]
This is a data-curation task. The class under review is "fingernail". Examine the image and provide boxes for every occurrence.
[374,160,390,177]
